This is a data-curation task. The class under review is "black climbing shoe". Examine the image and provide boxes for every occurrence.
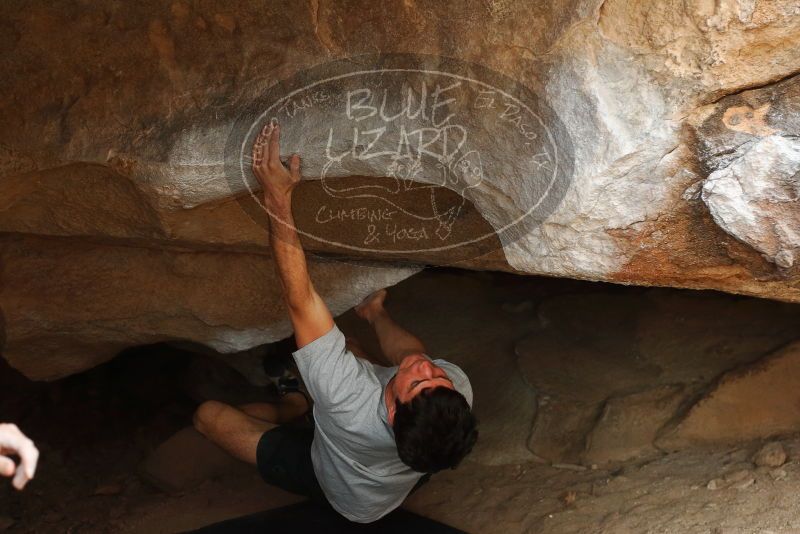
[276,375,301,396]
[276,375,313,421]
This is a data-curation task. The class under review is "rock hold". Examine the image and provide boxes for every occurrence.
[753,442,788,468]
[701,135,800,268]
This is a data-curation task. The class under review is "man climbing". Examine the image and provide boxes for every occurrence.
[193,120,477,523]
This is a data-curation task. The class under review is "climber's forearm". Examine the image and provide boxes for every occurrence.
[266,195,310,303]
[251,120,333,346]
[266,194,334,347]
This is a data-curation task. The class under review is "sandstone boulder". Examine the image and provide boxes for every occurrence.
[0,234,416,380]
[516,290,800,463]
[752,442,787,468]
[583,385,685,466]
[1,0,800,377]
[657,342,800,450]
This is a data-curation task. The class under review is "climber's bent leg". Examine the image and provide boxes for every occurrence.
[193,400,275,464]
[238,392,310,425]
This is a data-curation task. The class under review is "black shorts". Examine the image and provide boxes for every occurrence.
[256,423,327,503]
[256,423,433,504]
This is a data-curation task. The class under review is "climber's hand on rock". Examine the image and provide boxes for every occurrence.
[0,423,39,491]
[251,120,301,210]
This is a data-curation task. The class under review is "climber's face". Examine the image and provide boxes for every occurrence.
[391,353,454,405]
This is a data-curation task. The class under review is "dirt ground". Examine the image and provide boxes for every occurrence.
[2,268,800,533]
[407,438,800,534]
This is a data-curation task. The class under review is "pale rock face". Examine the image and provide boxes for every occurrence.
[701,135,800,268]
[1,0,800,378]
[505,28,682,279]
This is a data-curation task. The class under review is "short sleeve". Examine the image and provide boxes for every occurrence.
[433,359,474,408]
[292,324,374,412]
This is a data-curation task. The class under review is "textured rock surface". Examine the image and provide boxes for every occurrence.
[752,441,787,468]
[657,341,800,450]
[516,289,800,463]
[1,0,800,377]
[701,135,800,269]
[583,385,685,465]
[1,234,416,380]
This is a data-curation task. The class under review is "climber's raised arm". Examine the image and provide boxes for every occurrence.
[252,121,334,348]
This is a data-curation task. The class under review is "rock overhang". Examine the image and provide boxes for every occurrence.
[1,0,799,379]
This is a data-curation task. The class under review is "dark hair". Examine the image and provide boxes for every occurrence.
[393,386,478,473]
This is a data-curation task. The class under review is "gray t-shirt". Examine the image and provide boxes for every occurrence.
[292,323,473,523]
